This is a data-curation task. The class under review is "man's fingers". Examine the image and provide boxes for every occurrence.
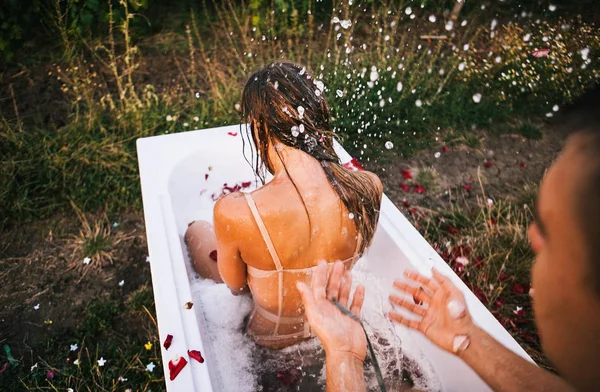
[393,280,432,301]
[297,281,317,320]
[311,260,328,300]
[338,271,352,308]
[326,261,345,301]
[403,270,440,293]
[431,268,452,287]
[349,284,365,316]
[388,312,420,330]
[389,294,426,316]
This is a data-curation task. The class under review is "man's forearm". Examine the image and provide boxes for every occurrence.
[325,351,367,392]
[461,327,575,392]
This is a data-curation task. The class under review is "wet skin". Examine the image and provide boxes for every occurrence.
[185,140,382,348]
[528,134,600,391]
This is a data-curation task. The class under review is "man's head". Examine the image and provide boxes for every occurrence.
[528,86,600,391]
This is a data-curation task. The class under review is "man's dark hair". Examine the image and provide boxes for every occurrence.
[561,85,600,295]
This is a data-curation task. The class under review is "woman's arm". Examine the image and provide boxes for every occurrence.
[214,195,248,295]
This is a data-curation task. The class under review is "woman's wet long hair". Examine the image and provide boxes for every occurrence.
[241,62,381,254]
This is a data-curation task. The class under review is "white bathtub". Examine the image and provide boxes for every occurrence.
[136,124,533,391]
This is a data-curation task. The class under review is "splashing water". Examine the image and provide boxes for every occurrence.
[298,106,305,119]
[405,7,412,15]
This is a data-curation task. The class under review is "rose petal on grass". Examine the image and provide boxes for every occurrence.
[399,183,410,192]
[402,200,410,208]
[414,184,425,194]
[443,146,450,152]
[209,250,218,262]
[519,162,527,168]
[45,370,55,380]
[462,184,472,192]
[445,225,460,235]
[168,356,188,381]
[532,49,550,58]
[401,169,413,180]
[0,363,8,375]
[188,349,205,364]
[163,334,174,350]
[484,161,493,168]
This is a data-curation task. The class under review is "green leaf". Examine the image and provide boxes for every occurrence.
[3,344,18,367]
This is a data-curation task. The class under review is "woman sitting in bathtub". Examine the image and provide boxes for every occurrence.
[185,62,383,349]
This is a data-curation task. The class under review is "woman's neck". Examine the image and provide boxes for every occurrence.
[267,141,314,176]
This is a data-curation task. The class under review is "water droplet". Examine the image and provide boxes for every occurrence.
[370,69,379,82]
[548,4,557,11]
[553,105,559,112]
[348,213,355,219]
[297,106,305,119]
[491,19,498,30]
[385,141,394,149]
[415,99,423,107]
[434,152,441,158]
[472,93,482,103]
[396,82,403,92]
[429,15,436,23]
[580,48,590,60]
[291,126,299,137]
[405,7,412,15]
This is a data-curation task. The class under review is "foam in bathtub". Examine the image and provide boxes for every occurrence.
[137,124,534,392]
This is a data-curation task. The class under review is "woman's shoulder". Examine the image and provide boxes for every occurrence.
[214,192,249,222]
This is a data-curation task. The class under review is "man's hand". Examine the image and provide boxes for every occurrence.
[389,268,476,355]
[297,260,367,362]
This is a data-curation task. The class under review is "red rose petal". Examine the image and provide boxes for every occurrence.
[209,250,218,262]
[227,132,238,136]
[445,225,460,235]
[343,158,364,172]
[519,162,527,168]
[399,183,410,192]
[188,349,205,364]
[46,370,55,380]
[414,184,425,194]
[163,334,174,350]
[241,181,252,188]
[484,161,493,168]
[512,283,525,294]
[205,174,209,180]
[402,200,410,208]
[443,146,450,152]
[401,169,413,180]
[277,369,301,386]
[168,356,188,381]
[463,184,472,192]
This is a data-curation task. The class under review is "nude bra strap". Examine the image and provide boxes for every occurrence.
[244,192,284,335]
[243,193,284,271]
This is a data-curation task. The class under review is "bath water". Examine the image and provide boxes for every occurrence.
[188,257,441,391]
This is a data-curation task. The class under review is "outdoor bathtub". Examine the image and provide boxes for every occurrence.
[136,124,534,391]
